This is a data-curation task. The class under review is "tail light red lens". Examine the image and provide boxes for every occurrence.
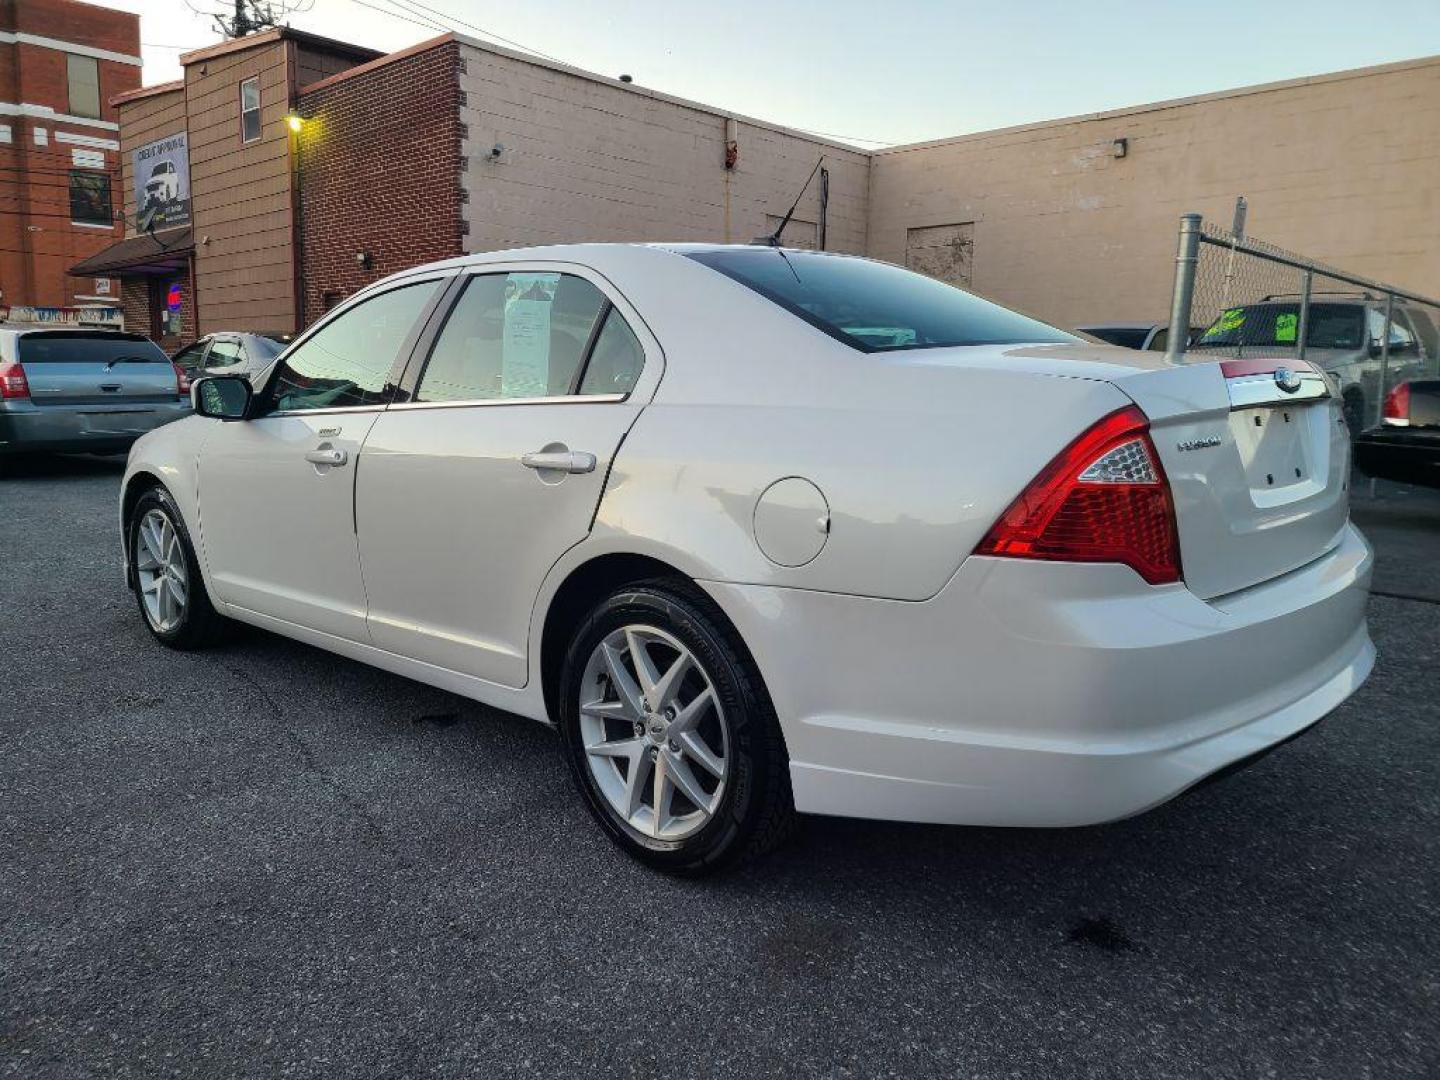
[0,361,30,400]
[173,362,192,397]
[975,405,1182,585]
[1382,382,1410,426]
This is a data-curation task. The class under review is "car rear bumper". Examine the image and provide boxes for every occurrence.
[702,521,1374,827]
[0,400,191,454]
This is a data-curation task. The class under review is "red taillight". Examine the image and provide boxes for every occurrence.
[976,405,1182,585]
[173,362,191,397]
[0,361,29,400]
[1382,382,1410,426]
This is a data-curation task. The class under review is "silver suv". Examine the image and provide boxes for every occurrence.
[1190,293,1437,433]
[0,328,191,459]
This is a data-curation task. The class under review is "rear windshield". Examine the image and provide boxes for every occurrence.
[1192,303,1364,351]
[251,336,289,359]
[18,332,169,364]
[686,249,1078,353]
[1080,326,1150,350]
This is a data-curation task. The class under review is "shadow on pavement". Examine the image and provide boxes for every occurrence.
[1,453,128,480]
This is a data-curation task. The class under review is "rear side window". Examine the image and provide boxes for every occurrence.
[686,249,1076,352]
[269,280,440,412]
[416,272,639,402]
[18,333,167,364]
[207,340,244,368]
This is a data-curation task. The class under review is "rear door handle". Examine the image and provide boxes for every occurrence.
[99,383,122,393]
[305,447,348,466]
[521,449,596,474]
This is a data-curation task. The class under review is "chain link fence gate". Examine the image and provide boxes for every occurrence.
[1164,212,1440,433]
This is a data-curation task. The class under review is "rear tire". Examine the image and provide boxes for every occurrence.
[128,486,229,650]
[557,578,795,875]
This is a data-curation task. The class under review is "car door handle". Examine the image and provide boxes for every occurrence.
[99,383,122,393]
[305,447,348,466]
[521,449,596,474]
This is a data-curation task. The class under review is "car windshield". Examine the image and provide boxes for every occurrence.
[685,249,1078,353]
[18,332,168,364]
[1192,303,1365,351]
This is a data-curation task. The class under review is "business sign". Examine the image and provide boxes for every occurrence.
[133,131,191,231]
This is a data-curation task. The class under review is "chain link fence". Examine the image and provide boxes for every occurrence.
[1165,213,1440,432]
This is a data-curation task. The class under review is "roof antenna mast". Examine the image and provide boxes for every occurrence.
[752,155,825,247]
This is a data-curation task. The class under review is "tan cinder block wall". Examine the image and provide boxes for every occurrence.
[867,57,1440,329]
[457,42,870,255]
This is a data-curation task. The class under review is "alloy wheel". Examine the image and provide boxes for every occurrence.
[135,508,189,634]
[578,624,730,841]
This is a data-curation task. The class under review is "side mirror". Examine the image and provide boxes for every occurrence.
[192,375,252,420]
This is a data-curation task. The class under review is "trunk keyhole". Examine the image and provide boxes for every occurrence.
[1266,473,1274,485]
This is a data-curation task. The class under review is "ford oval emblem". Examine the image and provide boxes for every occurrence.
[1274,367,1303,393]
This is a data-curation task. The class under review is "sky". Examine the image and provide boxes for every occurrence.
[98,0,1440,148]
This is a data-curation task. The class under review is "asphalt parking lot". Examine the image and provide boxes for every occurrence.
[2,456,1438,1079]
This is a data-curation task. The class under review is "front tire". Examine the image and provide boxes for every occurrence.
[557,579,795,874]
[128,486,228,650]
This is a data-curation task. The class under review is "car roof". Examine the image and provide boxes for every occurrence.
[369,242,856,288]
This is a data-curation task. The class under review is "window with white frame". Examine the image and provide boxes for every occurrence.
[240,78,261,143]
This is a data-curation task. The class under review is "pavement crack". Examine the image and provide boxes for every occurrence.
[222,663,386,840]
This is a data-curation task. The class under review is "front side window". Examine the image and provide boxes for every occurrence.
[416,272,640,402]
[269,281,440,412]
[239,78,261,143]
[686,249,1077,353]
[172,340,209,373]
[1368,308,1417,350]
[68,171,112,225]
[67,54,100,119]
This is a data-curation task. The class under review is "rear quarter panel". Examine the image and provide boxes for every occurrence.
[595,371,1132,601]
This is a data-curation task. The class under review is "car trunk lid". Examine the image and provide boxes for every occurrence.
[18,332,179,406]
[1000,344,1351,600]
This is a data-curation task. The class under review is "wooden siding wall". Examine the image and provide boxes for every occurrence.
[117,88,186,236]
[185,40,297,334]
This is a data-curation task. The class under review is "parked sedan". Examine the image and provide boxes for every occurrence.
[119,246,1374,873]
[1354,379,1440,489]
[1,328,190,460]
[172,331,292,383]
[1075,321,1197,352]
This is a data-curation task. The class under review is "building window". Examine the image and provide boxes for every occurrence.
[240,78,261,143]
[68,171,112,226]
[67,54,101,119]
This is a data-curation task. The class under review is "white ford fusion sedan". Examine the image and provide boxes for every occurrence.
[120,245,1374,873]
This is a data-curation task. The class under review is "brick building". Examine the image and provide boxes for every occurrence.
[73,24,1439,343]
[0,0,140,312]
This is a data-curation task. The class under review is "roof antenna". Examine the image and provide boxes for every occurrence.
[752,155,825,247]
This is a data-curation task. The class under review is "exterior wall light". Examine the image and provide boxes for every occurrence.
[286,114,304,133]
[1112,137,1128,159]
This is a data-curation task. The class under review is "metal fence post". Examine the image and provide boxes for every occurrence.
[1166,213,1203,362]
[1295,268,1313,367]
[1375,291,1395,428]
